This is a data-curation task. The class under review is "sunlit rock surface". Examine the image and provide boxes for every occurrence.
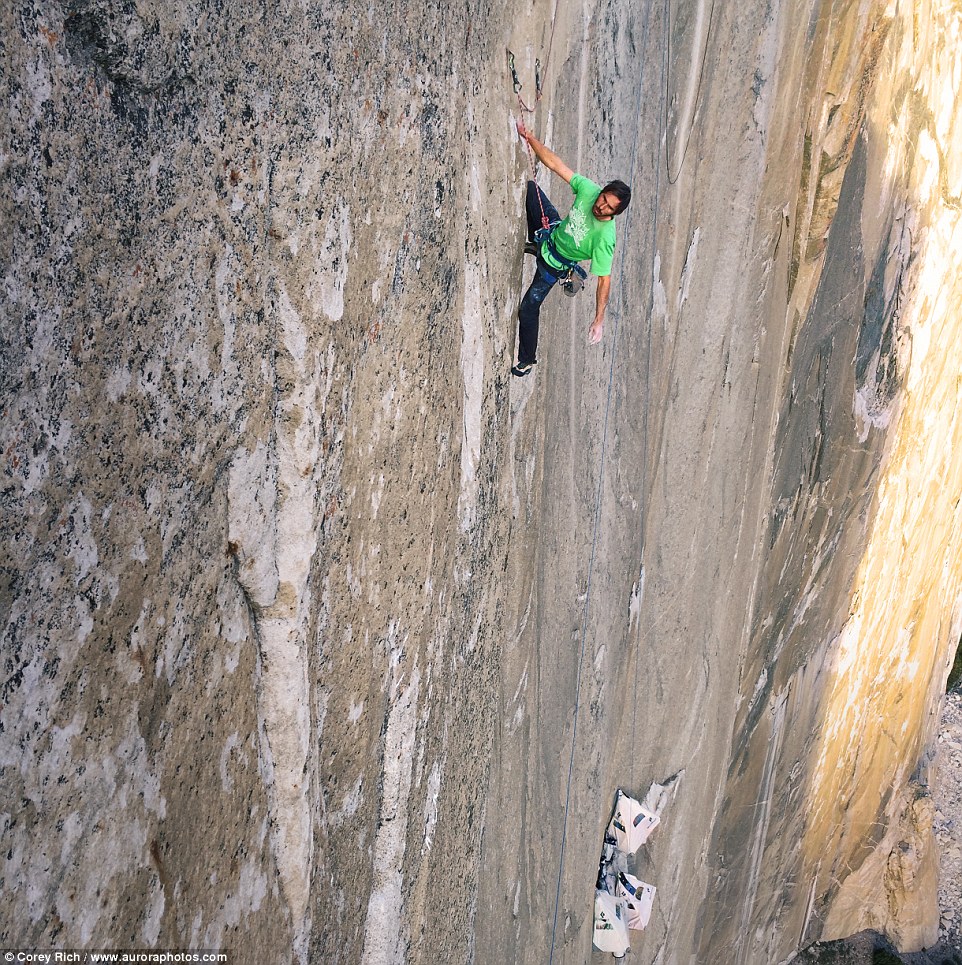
[2,0,961,963]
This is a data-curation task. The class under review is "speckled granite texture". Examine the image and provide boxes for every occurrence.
[935,693,962,954]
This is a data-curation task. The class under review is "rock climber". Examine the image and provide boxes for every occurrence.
[512,121,631,377]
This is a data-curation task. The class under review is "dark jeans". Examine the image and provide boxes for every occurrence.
[518,181,561,366]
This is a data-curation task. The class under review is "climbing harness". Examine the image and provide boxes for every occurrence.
[531,224,588,297]
[531,224,588,296]
[540,229,588,296]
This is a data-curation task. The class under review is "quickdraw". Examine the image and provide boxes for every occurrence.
[509,49,551,230]
[508,50,522,94]
[509,8,561,242]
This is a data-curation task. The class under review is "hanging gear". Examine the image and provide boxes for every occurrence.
[561,269,586,297]
[507,50,523,95]
[508,41,560,232]
[537,228,588,295]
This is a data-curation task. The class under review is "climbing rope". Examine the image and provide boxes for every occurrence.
[509,49,552,231]
[544,0,665,959]
[664,0,716,184]
[508,0,560,233]
[628,0,670,802]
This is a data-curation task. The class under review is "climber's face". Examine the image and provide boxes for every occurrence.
[592,191,619,220]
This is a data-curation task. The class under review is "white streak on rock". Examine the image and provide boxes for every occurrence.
[211,244,241,414]
[66,495,98,584]
[329,776,364,828]
[316,202,351,322]
[652,252,668,326]
[142,881,165,944]
[242,283,326,960]
[215,578,247,675]
[361,666,420,965]
[458,263,485,532]
[220,733,239,792]
[371,473,385,519]
[26,56,51,121]
[105,366,132,402]
[227,442,279,610]
[257,612,313,947]
[203,861,269,942]
[628,569,645,635]
[422,760,442,854]
[678,227,701,311]
[854,383,895,442]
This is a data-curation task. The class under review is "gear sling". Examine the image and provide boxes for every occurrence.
[534,225,588,296]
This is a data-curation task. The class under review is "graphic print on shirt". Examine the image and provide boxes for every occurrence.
[564,208,589,247]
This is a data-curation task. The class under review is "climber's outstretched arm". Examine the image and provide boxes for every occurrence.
[516,122,574,184]
[589,274,611,344]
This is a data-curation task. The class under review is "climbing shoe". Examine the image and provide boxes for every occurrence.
[511,362,535,377]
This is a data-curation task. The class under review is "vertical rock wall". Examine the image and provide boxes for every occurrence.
[692,1,962,959]
[3,0,289,955]
[2,0,522,959]
[2,0,962,964]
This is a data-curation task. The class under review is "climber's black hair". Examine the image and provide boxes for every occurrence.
[603,180,631,214]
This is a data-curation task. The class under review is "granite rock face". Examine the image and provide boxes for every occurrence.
[933,692,962,954]
[2,0,962,963]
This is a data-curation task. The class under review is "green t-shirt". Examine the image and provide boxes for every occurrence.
[541,174,616,277]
